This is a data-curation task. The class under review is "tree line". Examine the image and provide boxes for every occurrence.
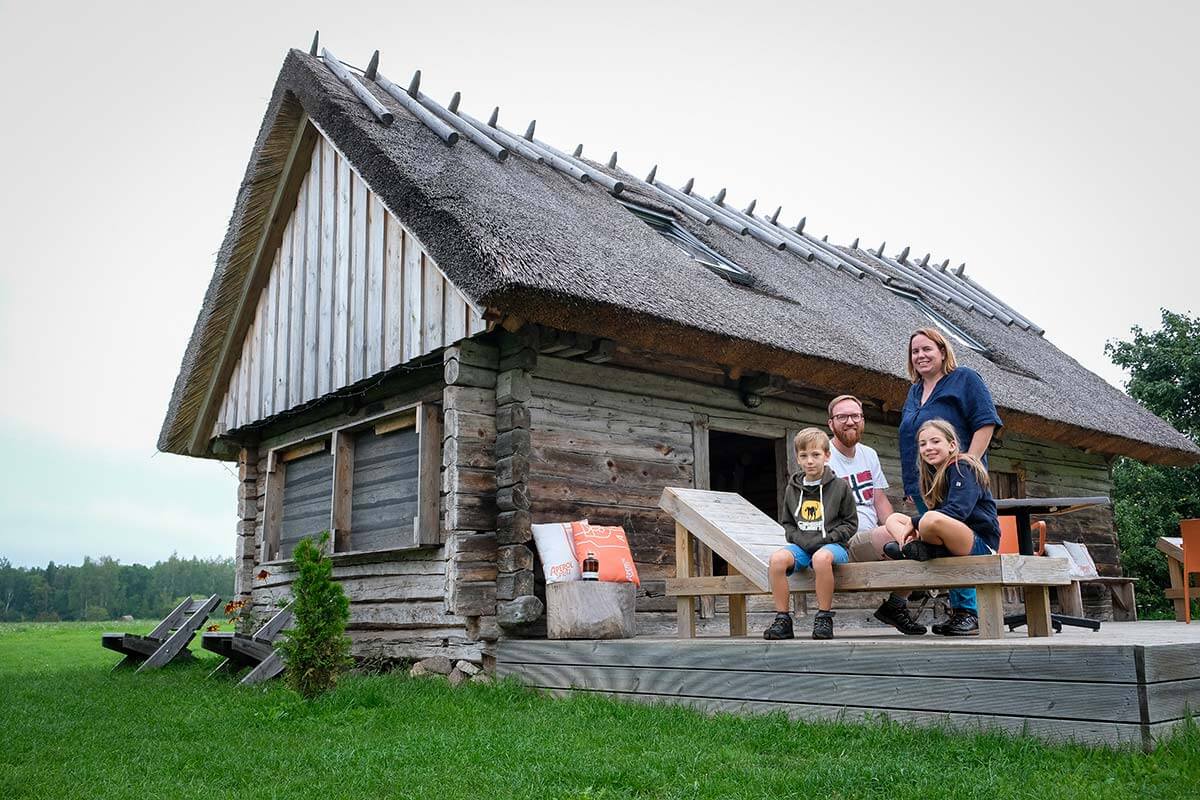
[0,554,234,622]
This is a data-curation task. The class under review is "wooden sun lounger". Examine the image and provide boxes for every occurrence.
[102,595,221,672]
[202,602,294,685]
[660,487,1072,639]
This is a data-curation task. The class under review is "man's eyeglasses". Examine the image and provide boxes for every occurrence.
[831,413,863,424]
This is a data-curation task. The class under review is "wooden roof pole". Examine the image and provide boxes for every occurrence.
[461,108,546,163]
[374,70,460,145]
[320,47,394,126]
[405,82,509,162]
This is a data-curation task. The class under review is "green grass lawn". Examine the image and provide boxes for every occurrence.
[1,622,1197,799]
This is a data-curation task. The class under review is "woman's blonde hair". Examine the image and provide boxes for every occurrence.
[917,418,989,508]
[906,328,958,383]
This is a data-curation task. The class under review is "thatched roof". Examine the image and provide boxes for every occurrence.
[159,48,1198,466]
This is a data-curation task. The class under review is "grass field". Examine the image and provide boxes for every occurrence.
[1,622,1197,799]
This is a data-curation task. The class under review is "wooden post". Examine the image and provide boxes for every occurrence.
[263,454,285,561]
[1167,557,1188,621]
[976,585,1005,639]
[676,522,696,639]
[727,565,748,637]
[330,430,355,552]
[1024,586,1053,637]
[415,402,443,545]
[692,414,715,619]
[1056,581,1084,618]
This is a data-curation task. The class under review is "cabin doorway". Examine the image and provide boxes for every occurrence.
[705,430,785,579]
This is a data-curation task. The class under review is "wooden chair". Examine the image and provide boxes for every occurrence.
[202,601,294,685]
[102,595,221,672]
[998,519,1100,632]
[1176,519,1200,623]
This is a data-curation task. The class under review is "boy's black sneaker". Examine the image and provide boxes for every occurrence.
[812,610,835,640]
[874,598,927,635]
[933,609,979,636]
[763,613,794,640]
[901,540,935,562]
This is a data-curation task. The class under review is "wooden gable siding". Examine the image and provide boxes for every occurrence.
[215,133,486,436]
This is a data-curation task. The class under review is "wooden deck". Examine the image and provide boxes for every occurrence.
[496,622,1200,749]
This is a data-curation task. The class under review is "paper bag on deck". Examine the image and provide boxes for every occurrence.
[571,522,640,585]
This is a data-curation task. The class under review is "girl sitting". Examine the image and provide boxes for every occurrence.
[883,419,1001,634]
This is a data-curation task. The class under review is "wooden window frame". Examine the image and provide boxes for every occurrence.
[261,400,442,563]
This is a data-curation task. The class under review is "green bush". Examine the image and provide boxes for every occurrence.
[82,607,109,622]
[277,534,351,698]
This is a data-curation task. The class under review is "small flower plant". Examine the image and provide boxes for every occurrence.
[224,598,257,636]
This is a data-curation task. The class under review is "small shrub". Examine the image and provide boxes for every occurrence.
[82,606,109,622]
[278,533,351,698]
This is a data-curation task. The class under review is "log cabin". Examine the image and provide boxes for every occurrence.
[159,42,1199,667]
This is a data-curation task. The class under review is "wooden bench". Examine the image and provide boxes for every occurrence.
[660,487,1072,639]
[202,602,294,685]
[102,595,221,671]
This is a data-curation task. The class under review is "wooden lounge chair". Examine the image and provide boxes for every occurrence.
[102,595,220,672]
[202,601,294,685]
[660,487,1072,639]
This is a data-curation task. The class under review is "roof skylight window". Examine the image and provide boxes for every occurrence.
[620,201,753,285]
[886,286,991,356]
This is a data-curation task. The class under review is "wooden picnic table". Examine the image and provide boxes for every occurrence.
[995,496,1110,556]
[1156,536,1188,621]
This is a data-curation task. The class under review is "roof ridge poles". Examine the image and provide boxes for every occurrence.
[653,180,750,234]
[321,47,394,126]
[860,246,984,313]
[461,107,546,164]
[385,72,507,161]
[775,219,891,282]
[956,271,1042,333]
[492,121,593,183]
[374,70,459,145]
[638,167,717,226]
[750,211,884,280]
[685,189,794,253]
[528,136,626,194]
[909,255,1027,327]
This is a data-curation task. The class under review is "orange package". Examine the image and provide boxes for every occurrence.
[571,522,640,585]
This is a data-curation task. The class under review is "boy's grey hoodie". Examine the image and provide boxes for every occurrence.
[780,466,858,554]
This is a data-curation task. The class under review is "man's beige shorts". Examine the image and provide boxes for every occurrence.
[846,529,882,563]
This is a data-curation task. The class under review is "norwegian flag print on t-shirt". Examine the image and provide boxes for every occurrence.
[846,470,875,505]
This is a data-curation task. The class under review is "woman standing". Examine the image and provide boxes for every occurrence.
[897,328,1002,636]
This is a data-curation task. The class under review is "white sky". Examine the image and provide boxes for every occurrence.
[0,1,1196,566]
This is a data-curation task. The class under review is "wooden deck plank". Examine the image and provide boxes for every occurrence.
[1141,643,1200,683]
[503,662,1143,722]
[497,638,1140,683]
[531,688,1157,749]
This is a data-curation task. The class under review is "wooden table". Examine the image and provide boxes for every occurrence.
[995,496,1110,556]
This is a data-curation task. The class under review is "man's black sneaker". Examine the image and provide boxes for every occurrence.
[812,610,835,640]
[933,609,979,636]
[882,541,904,560]
[902,540,935,561]
[763,613,794,640]
[874,598,927,635]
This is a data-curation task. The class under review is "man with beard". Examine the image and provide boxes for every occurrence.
[826,395,927,635]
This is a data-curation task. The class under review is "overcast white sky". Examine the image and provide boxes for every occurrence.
[1,1,1196,567]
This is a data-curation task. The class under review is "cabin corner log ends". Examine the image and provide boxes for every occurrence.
[660,487,1071,640]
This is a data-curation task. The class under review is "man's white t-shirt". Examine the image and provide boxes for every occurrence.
[828,442,890,531]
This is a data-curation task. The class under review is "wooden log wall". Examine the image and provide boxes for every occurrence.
[494,331,538,628]
[215,131,486,436]
[441,340,503,653]
[524,349,1121,634]
[234,448,258,597]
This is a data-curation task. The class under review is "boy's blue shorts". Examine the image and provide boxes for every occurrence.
[783,543,849,574]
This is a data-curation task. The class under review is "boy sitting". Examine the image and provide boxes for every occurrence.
[763,428,858,640]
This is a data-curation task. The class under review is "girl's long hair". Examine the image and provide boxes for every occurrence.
[917,419,989,508]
